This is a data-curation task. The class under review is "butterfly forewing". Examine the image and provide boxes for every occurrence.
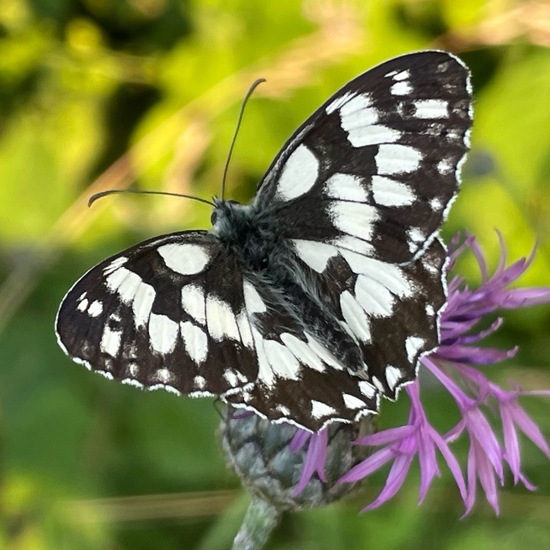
[255,51,472,263]
[56,231,258,396]
[56,51,473,432]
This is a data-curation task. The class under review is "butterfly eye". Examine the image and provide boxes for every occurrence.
[210,211,218,225]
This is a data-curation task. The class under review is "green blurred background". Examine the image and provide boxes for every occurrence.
[1,0,550,548]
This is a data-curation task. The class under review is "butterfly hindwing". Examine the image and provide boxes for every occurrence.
[285,237,448,396]
[223,279,379,430]
[56,231,258,396]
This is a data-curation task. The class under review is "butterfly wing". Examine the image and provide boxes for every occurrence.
[56,231,258,397]
[254,51,471,263]
[250,51,472,393]
[223,279,379,430]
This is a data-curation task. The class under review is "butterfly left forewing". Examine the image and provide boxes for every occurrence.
[56,231,258,396]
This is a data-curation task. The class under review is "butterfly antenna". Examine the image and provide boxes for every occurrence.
[221,78,266,201]
[88,189,215,208]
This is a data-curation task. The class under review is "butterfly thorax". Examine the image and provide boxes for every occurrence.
[211,199,279,272]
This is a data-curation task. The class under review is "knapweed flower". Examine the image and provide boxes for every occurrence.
[302,233,550,515]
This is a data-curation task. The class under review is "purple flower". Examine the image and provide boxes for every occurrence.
[295,234,550,514]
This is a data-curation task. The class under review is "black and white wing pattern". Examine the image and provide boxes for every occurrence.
[255,51,471,263]
[246,50,472,398]
[56,232,258,397]
[56,51,473,432]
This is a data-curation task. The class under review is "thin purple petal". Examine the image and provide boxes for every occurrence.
[361,453,414,512]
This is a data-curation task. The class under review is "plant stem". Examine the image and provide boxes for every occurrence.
[232,497,281,550]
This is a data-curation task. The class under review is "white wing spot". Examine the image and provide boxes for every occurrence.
[181,284,206,325]
[372,376,386,392]
[340,291,371,342]
[194,375,207,390]
[181,321,208,365]
[88,300,103,317]
[251,328,273,388]
[157,243,210,276]
[339,94,377,127]
[223,370,239,386]
[437,158,454,175]
[340,250,412,297]
[331,235,374,256]
[430,197,443,210]
[348,123,402,148]
[326,91,357,114]
[280,332,325,373]
[371,175,416,207]
[132,281,155,327]
[343,393,366,409]
[276,404,291,416]
[359,381,377,398]
[385,366,401,389]
[339,93,401,147]
[414,99,448,119]
[276,144,319,201]
[324,173,368,202]
[406,336,426,363]
[236,309,254,349]
[149,313,179,354]
[155,368,174,385]
[104,267,154,326]
[103,256,128,276]
[128,363,140,377]
[206,296,240,341]
[355,274,395,317]
[262,339,302,383]
[292,240,338,273]
[375,144,423,175]
[311,400,337,419]
[100,325,122,357]
[77,298,89,312]
[306,333,343,370]
[392,69,410,81]
[329,201,378,241]
[106,267,143,303]
[243,281,267,314]
[390,81,412,96]
[407,228,425,252]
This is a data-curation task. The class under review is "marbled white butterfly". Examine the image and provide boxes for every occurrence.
[56,51,472,432]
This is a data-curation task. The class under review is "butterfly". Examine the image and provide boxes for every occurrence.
[56,51,472,432]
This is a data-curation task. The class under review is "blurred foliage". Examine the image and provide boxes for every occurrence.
[1,0,550,548]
